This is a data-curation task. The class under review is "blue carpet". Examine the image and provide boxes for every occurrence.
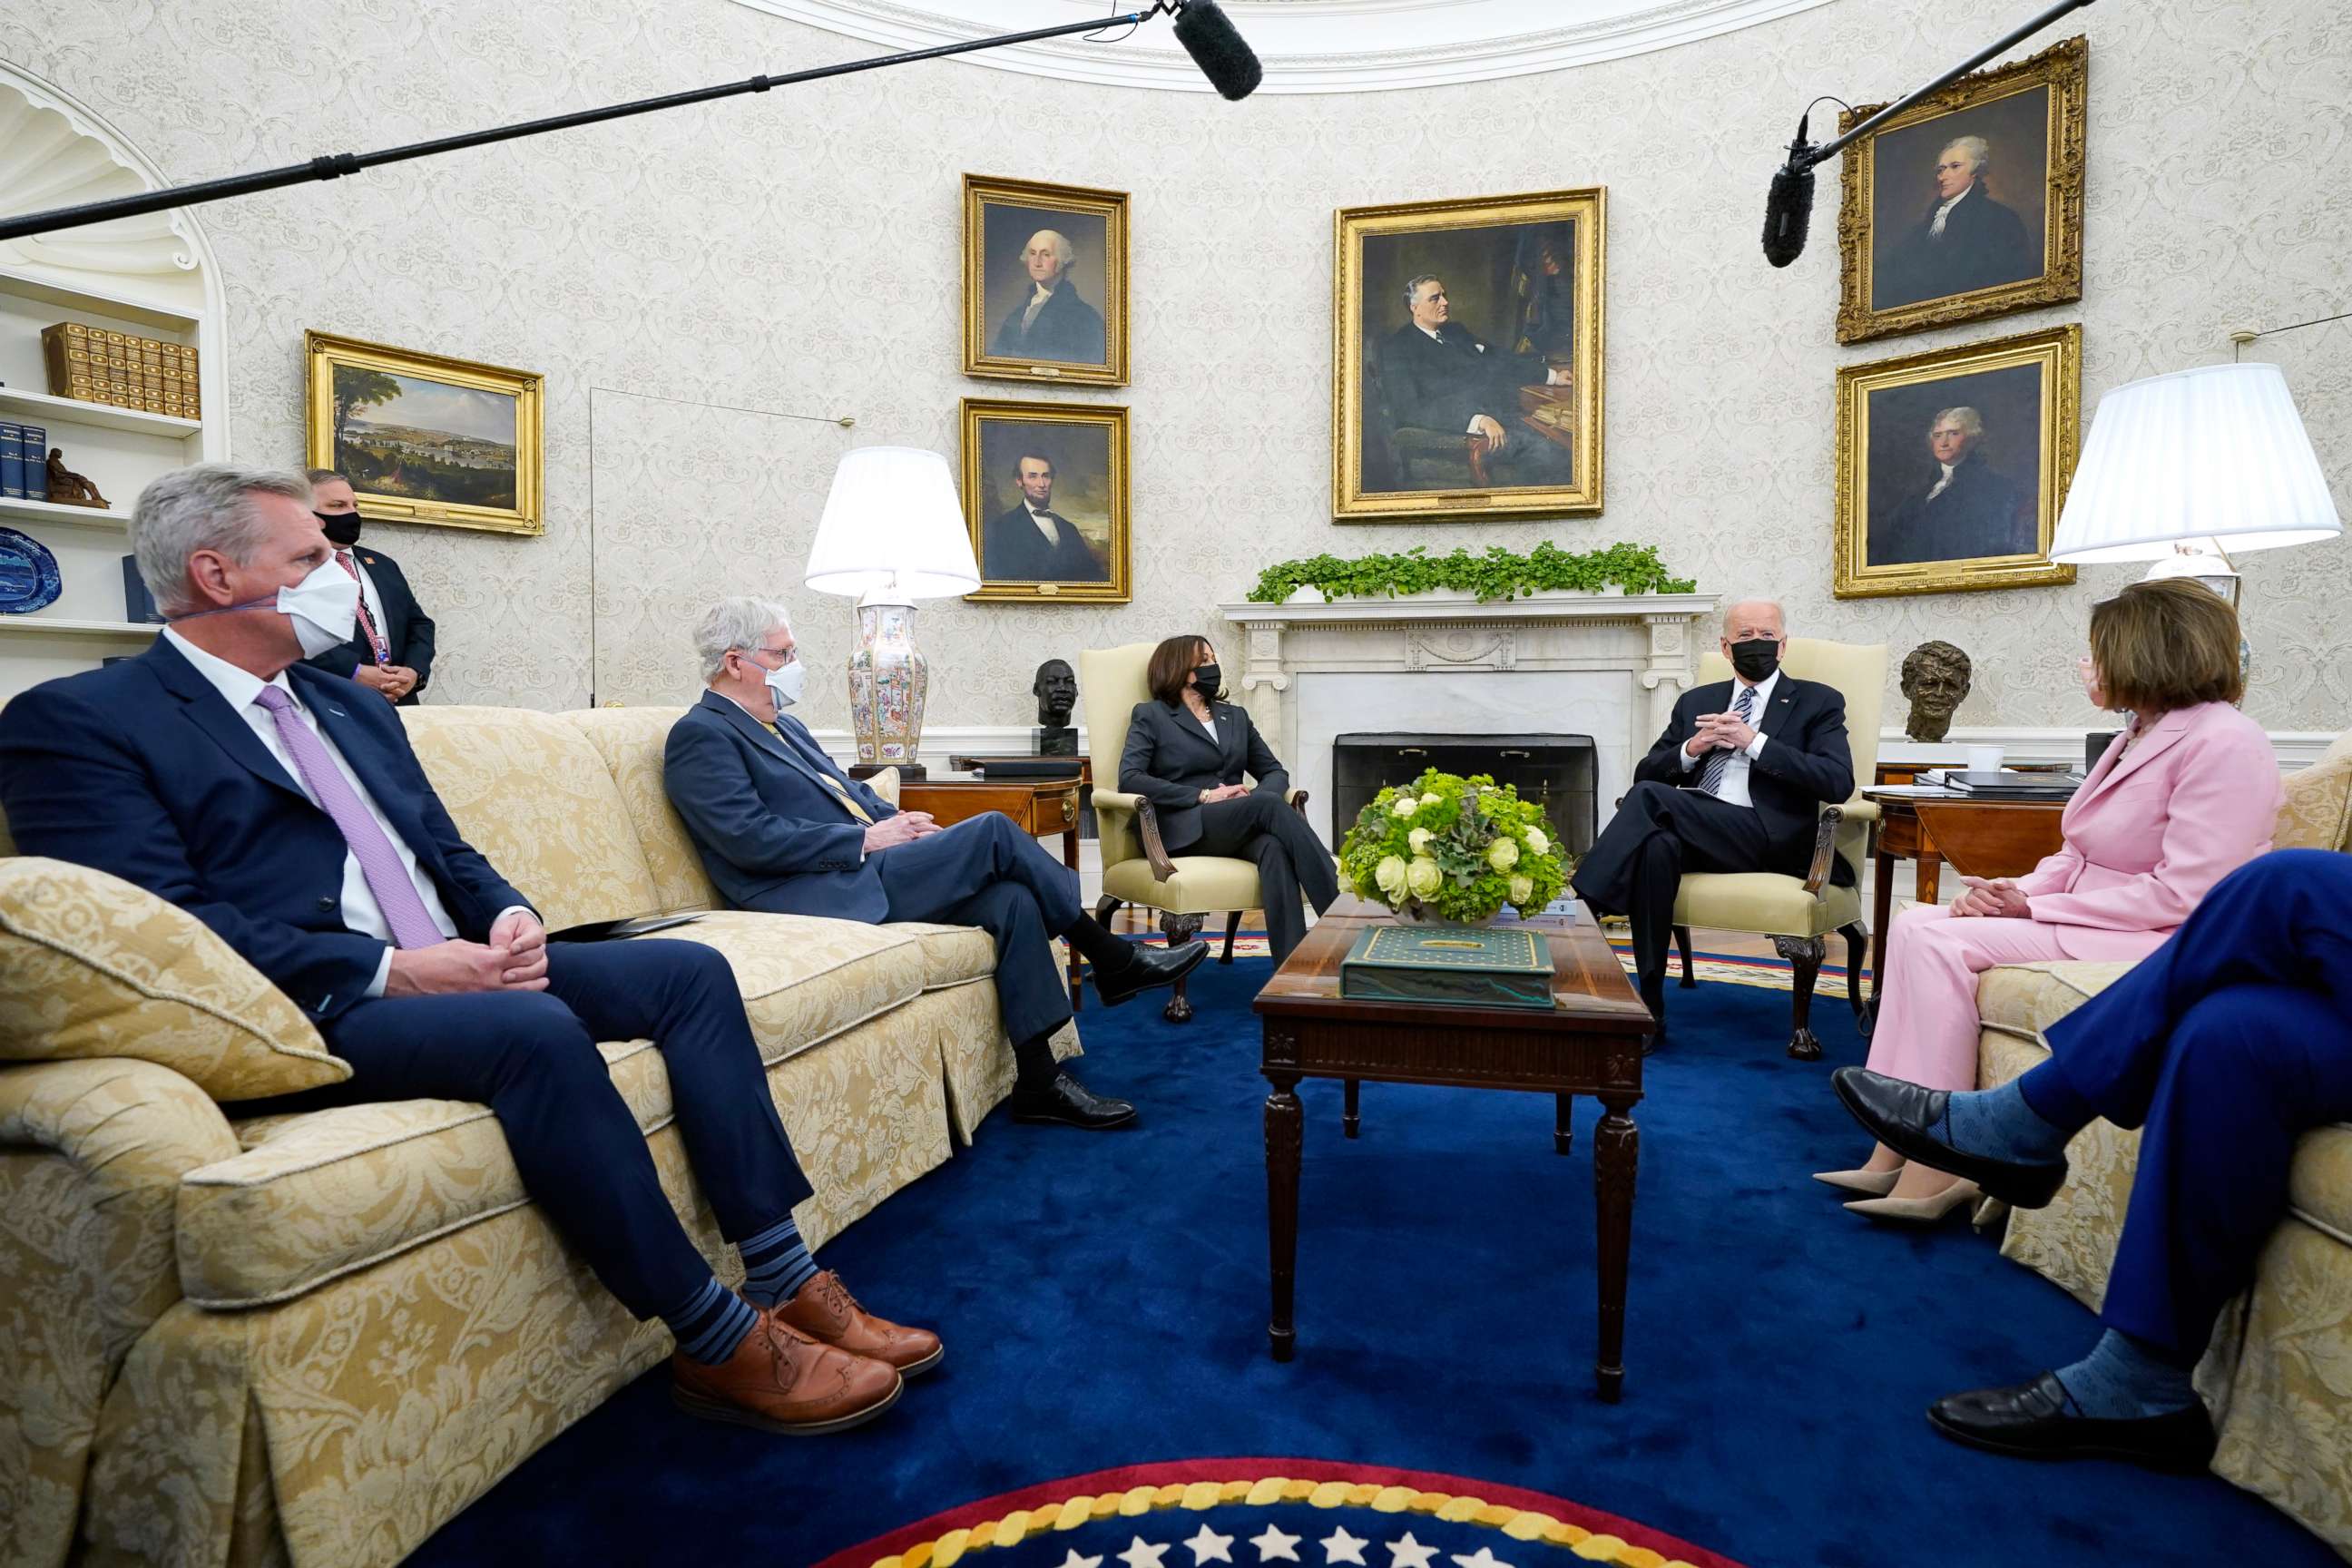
[411,957,2336,1568]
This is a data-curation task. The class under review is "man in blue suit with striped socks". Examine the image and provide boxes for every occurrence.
[1833,848,2352,1470]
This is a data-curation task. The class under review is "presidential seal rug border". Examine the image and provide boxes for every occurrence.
[810,1460,1747,1568]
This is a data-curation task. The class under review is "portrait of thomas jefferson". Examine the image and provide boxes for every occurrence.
[1875,132,2039,310]
[990,228,1107,367]
[1868,403,2035,567]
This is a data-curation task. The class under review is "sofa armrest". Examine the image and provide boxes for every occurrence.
[1091,789,1179,881]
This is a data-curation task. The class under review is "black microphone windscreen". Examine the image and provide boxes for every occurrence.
[1173,0,1263,101]
[1762,163,1815,269]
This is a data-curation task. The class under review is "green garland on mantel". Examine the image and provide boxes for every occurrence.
[1246,542,1699,605]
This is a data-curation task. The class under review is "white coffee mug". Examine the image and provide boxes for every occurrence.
[1965,744,2004,774]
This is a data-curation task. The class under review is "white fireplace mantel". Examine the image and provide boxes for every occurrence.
[1218,591,1722,836]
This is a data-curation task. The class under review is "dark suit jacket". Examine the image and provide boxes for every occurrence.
[983,503,1108,583]
[1877,182,2035,307]
[301,545,437,706]
[0,637,530,1020]
[1871,452,2034,566]
[1632,675,1857,883]
[1118,698,1289,854]
[662,691,899,920]
[1380,321,1545,435]
[992,280,1106,364]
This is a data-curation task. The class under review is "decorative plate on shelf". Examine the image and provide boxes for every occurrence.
[0,526,64,614]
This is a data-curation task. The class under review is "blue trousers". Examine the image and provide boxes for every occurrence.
[2034,850,2352,1357]
[876,812,1082,1048]
[250,938,812,1320]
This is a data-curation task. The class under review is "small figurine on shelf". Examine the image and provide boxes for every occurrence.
[45,448,109,509]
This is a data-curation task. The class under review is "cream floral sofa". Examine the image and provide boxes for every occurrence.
[1973,730,2352,1558]
[0,703,1071,1568]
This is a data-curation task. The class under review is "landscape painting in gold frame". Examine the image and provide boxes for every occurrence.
[961,397,1130,603]
[962,174,1129,388]
[1835,36,2087,346]
[1835,323,2080,600]
[1333,187,1605,524]
[304,330,544,535]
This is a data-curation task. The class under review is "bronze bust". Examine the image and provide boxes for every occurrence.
[1033,659,1077,728]
[1900,640,1973,742]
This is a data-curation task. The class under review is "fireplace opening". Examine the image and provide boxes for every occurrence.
[1330,733,1598,855]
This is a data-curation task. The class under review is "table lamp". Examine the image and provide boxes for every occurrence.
[2051,361,2342,599]
[803,446,982,777]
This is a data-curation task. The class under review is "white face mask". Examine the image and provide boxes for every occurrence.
[749,653,804,710]
[170,558,359,659]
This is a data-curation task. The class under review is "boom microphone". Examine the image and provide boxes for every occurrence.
[1762,113,1816,269]
[1171,0,1264,101]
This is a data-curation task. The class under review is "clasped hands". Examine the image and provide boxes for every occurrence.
[356,664,419,701]
[1198,782,1250,804]
[1950,875,2031,919]
[1683,711,1759,758]
[386,907,549,996]
[862,810,941,852]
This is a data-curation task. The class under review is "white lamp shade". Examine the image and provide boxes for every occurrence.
[802,446,983,599]
[2051,362,2343,564]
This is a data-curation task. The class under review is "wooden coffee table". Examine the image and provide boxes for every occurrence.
[1252,896,1653,1400]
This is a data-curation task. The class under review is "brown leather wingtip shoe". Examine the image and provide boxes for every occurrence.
[671,1312,902,1435]
[778,1270,946,1377]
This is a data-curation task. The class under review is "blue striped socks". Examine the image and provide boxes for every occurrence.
[665,1277,759,1367]
[738,1216,820,1308]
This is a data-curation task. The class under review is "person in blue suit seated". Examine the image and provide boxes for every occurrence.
[1832,848,2352,1472]
[661,596,1205,1131]
[0,465,936,1438]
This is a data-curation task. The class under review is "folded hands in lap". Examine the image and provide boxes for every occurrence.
[1949,875,2031,919]
[864,811,941,853]
[385,909,550,996]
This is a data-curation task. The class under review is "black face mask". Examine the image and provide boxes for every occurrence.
[1192,663,1222,697]
[316,510,362,548]
[1729,638,1780,683]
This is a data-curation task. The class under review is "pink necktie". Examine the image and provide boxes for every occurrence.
[251,684,445,948]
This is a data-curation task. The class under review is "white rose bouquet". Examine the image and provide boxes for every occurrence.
[1338,769,1571,923]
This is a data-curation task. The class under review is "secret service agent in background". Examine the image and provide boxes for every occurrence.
[300,467,436,706]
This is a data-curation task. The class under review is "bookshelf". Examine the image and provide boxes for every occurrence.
[0,64,228,706]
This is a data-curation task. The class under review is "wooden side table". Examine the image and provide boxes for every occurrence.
[1861,784,2068,1004]
[895,774,1088,1008]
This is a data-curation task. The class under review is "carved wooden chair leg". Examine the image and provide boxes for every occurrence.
[1220,910,1242,964]
[1673,925,1697,988]
[1344,1078,1360,1139]
[1774,933,1828,1061]
[1555,1093,1574,1156]
[1838,922,1871,1033]
[1093,895,1122,926]
[1161,911,1205,1023]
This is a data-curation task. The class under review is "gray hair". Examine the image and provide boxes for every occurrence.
[693,595,793,683]
[1720,598,1787,637]
[131,463,313,618]
[1940,135,1989,173]
[1404,273,1443,310]
[1931,406,1985,440]
[1024,230,1075,271]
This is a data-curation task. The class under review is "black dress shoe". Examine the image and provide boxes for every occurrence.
[1830,1066,2068,1208]
[1092,940,1210,1007]
[1007,1071,1137,1130]
[1928,1372,2216,1473]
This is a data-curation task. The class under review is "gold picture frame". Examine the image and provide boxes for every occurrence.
[1836,35,2088,346]
[961,397,1130,603]
[1835,322,2081,600]
[303,330,544,535]
[1333,188,1606,524]
[962,174,1130,387]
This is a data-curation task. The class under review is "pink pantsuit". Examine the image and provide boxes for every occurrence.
[1867,702,2282,1092]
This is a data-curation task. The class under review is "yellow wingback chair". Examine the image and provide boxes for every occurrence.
[1081,642,1309,1022]
[1667,637,1886,1060]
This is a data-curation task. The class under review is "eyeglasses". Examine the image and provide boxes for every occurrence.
[739,645,796,666]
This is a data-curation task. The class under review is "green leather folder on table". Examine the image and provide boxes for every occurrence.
[1338,923,1555,1009]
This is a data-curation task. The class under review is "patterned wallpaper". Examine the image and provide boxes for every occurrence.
[1,0,2345,735]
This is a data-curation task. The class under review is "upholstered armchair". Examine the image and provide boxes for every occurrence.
[1665,637,1886,1060]
[1079,643,1309,1022]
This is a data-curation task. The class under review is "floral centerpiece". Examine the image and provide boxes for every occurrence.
[1338,769,1571,925]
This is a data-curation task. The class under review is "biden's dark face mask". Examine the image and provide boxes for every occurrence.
[1729,638,1781,684]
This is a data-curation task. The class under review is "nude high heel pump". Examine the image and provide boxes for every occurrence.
[1844,1179,1982,1225]
[1812,1167,1901,1197]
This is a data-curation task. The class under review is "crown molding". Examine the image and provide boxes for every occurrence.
[728,0,1840,93]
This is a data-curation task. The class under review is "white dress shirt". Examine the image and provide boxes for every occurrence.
[1020,281,1056,331]
[338,548,388,652]
[165,628,470,996]
[1195,708,1220,742]
[1925,461,1958,502]
[1679,668,1778,809]
[1928,181,1972,239]
[1024,504,1064,547]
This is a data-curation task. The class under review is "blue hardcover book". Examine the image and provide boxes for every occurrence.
[21,426,44,500]
[0,422,23,499]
